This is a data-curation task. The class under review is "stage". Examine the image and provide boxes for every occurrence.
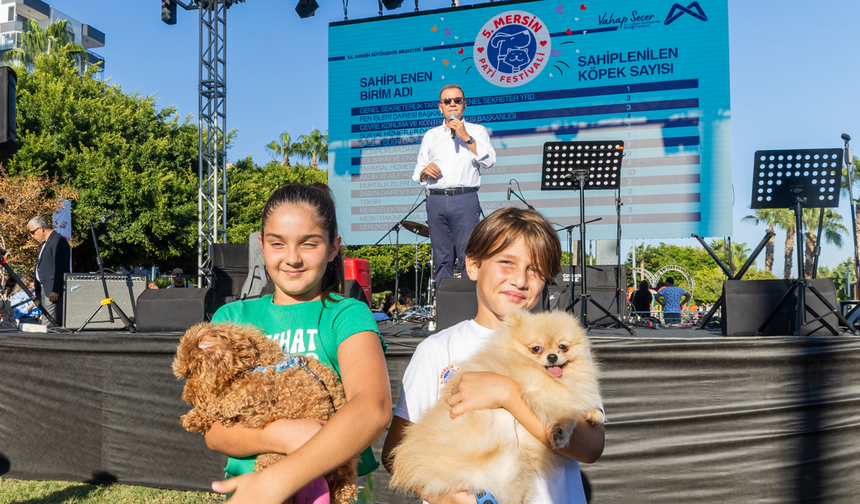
[2,324,860,503]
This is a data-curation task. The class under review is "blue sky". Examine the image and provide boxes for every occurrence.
[55,0,860,273]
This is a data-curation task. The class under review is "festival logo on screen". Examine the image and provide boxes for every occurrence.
[473,10,551,88]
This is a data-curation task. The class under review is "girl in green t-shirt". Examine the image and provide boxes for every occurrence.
[206,183,391,504]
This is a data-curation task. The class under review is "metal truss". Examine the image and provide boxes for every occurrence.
[197,0,228,286]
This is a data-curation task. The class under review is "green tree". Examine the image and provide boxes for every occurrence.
[1,19,87,69]
[801,208,845,279]
[708,239,750,276]
[2,51,200,270]
[265,132,296,168]
[742,209,780,273]
[225,157,327,244]
[293,129,328,168]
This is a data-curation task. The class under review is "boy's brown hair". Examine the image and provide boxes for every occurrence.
[464,207,562,281]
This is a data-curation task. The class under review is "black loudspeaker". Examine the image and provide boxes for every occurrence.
[435,277,478,331]
[210,244,249,298]
[722,279,839,336]
[345,279,370,306]
[554,265,627,324]
[136,288,225,332]
[64,274,147,330]
[0,67,16,155]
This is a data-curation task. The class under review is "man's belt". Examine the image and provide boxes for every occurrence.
[428,187,478,196]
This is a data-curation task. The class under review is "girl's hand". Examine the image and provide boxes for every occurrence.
[212,470,295,504]
[277,418,326,454]
[447,371,518,418]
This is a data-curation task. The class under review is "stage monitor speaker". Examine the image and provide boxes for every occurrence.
[554,265,627,324]
[435,277,478,332]
[722,279,839,336]
[210,244,249,298]
[136,288,225,332]
[0,66,16,155]
[64,274,147,330]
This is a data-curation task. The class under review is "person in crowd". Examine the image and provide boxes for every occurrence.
[656,276,690,325]
[147,281,159,289]
[168,268,192,288]
[28,216,71,326]
[382,207,604,504]
[10,275,41,325]
[412,84,496,285]
[630,280,653,317]
[204,183,391,504]
[381,292,394,314]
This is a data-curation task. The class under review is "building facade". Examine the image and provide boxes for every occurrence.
[0,0,105,75]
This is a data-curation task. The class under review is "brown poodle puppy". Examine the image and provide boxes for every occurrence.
[390,310,603,503]
[173,322,357,504]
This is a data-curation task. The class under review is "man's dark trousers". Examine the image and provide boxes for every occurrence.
[427,191,481,285]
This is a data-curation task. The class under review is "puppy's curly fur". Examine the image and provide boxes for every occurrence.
[389,310,603,503]
[173,322,358,504]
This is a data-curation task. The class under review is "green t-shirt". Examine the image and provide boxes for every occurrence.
[210,293,385,478]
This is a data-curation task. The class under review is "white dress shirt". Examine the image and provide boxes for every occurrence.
[412,121,496,190]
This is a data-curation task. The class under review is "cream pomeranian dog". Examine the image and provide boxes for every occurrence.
[389,310,603,503]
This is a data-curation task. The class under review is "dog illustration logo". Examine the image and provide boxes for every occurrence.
[474,10,551,88]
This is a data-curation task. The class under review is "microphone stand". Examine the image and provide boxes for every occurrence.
[844,135,860,299]
[508,182,536,211]
[556,218,602,312]
[374,193,427,319]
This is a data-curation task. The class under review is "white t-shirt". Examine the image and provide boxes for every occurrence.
[411,121,496,190]
[393,319,592,504]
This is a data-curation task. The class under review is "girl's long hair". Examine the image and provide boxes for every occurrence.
[261,182,344,304]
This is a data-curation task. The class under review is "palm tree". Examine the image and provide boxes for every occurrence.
[708,239,750,276]
[801,208,846,278]
[1,19,87,69]
[293,129,328,168]
[741,209,780,273]
[265,132,295,167]
[774,209,798,279]
[841,155,860,295]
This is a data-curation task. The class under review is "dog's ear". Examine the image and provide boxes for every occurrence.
[504,309,526,329]
[174,323,208,379]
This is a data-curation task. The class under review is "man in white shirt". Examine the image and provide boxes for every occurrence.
[412,84,497,284]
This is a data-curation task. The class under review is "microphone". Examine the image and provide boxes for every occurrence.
[449,113,457,139]
[98,212,116,224]
[506,181,512,201]
[843,133,852,167]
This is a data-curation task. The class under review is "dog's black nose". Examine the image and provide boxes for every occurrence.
[547,353,558,364]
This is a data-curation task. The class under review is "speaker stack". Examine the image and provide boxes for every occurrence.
[136,287,225,332]
[722,279,839,336]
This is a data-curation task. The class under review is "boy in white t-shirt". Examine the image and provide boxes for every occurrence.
[382,207,605,504]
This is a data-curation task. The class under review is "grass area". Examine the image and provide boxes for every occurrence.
[0,477,223,504]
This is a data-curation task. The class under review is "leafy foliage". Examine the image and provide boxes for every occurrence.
[3,51,200,271]
[0,170,78,273]
[225,157,327,244]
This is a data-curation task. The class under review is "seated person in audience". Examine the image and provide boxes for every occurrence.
[147,281,159,289]
[388,286,413,315]
[168,268,192,288]
[381,292,394,314]
[10,276,41,325]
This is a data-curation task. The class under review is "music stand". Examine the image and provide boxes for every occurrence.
[541,141,634,335]
[374,195,426,320]
[750,149,856,335]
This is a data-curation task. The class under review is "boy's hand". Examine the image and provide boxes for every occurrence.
[447,371,517,418]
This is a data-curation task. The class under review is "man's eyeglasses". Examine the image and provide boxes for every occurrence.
[28,228,39,235]
[440,97,464,105]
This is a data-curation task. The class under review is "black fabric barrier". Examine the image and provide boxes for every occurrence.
[2,331,860,502]
[0,332,224,490]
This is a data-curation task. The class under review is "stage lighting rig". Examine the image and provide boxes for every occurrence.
[162,0,247,287]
